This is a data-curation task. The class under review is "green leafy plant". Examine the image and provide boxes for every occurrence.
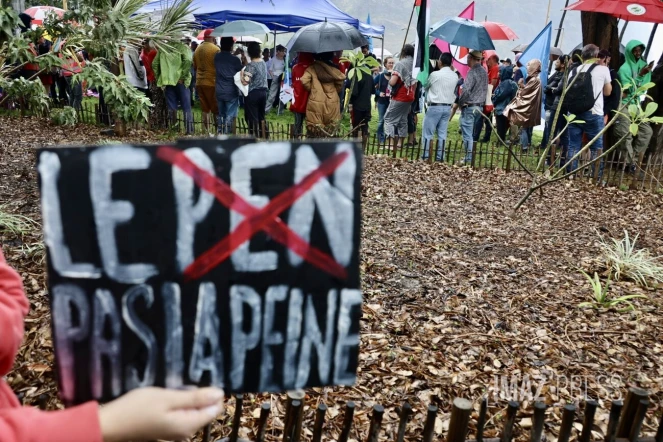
[340,51,380,115]
[0,204,38,236]
[577,271,645,311]
[51,106,78,126]
[599,230,663,287]
[0,76,50,116]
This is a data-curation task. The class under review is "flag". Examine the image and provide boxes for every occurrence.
[518,22,552,115]
[366,14,374,53]
[433,1,475,78]
[413,0,430,83]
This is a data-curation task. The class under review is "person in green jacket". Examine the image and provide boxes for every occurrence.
[153,40,194,134]
[613,40,653,170]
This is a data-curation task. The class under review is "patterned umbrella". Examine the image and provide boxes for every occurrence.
[24,6,65,26]
[566,0,663,23]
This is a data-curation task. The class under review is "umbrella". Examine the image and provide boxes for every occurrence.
[512,43,528,53]
[24,6,64,26]
[286,21,368,53]
[236,36,263,44]
[566,0,663,23]
[429,17,495,51]
[211,20,270,37]
[481,21,518,40]
[550,47,564,57]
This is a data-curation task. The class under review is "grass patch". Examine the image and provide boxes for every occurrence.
[0,205,38,236]
[600,230,663,287]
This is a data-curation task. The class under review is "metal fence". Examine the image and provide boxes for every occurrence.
[68,102,663,193]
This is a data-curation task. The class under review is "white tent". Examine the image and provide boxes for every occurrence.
[372,47,392,60]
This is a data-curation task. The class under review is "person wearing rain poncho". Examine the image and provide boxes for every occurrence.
[504,59,543,151]
[613,40,654,170]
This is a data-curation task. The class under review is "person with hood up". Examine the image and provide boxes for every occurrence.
[350,59,375,143]
[291,52,314,138]
[614,40,654,170]
[301,52,346,137]
[492,65,518,143]
[504,59,543,150]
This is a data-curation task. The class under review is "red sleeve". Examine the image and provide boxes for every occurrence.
[0,402,102,442]
[0,247,29,377]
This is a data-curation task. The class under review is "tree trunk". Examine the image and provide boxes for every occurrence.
[581,12,620,70]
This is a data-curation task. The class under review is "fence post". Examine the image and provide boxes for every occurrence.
[365,405,384,442]
[429,140,436,164]
[447,398,472,442]
[531,402,546,442]
[476,397,487,442]
[605,401,623,442]
[422,405,438,442]
[580,401,598,442]
[256,402,271,442]
[617,387,649,438]
[338,402,355,442]
[471,141,477,168]
[628,399,649,442]
[501,401,519,442]
[311,403,327,442]
[505,147,512,173]
[395,402,412,442]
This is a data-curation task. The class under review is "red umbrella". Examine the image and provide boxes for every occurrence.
[566,0,663,23]
[24,6,65,26]
[196,29,215,40]
[481,21,518,40]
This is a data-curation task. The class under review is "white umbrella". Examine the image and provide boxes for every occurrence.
[236,36,263,44]
[212,20,269,37]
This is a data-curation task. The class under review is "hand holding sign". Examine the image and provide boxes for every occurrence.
[38,138,362,405]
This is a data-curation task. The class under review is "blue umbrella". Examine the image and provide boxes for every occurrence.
[429,17,495,51]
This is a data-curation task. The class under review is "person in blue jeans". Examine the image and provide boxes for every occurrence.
[373,57,393,143]
[214,37,243,134]
[422,53,458,161]
[152,39,194,134]
[567,44,612,176]
[458,50,488,164]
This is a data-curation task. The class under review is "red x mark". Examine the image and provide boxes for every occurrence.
[157,146,350,281]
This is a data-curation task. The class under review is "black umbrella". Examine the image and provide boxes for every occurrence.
[286,21,368,53]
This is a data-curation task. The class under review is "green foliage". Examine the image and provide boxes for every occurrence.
[0,76,50,115]
[77,61,151,122]
[0,204,38,236]
[577,271,645,311]
[51,106,78,126]
[599,230,663,287]
[340,52,380,82]
[0,6,19,41]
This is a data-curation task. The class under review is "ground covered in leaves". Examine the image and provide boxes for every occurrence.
[1,115,662,441]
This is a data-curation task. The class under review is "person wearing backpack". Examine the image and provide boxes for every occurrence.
[566,44,612,173]
[613,40,654,172]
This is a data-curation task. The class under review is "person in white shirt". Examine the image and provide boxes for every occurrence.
[422,52,458,161]
[567,44,612,173]
[265,45,287,113]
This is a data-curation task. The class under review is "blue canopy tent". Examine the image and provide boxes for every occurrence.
[138,0,362,32]
[358,21,386,62]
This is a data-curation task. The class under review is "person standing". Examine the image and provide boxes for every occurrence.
[422,53,457,161]
[123,44,148,95]
[349,60,374,143]
[190,40,199,104]
[265,45,287,114]
[614,40,654,170]
[243,42,269,138]
[474,53,499,143]
[384,44,417,150]
[61,50,85,111]
[301,51,346,137]
[152,39,193,134]
[458,49,488,164]
[544,55,570,167]
[193,29,220,134]
[492,65,518,143]
[566,44,612,172]
[214,37,243,135]
[373,57,394,143]
[504,59,543,152]
[291,52,314,138]
[541,56,565,148]
[513,53,524,83]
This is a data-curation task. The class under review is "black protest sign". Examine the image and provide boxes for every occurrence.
[37,139,362,405]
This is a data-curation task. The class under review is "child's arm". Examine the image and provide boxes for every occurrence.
[0,248,29,377]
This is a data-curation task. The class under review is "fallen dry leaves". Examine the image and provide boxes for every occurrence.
[0,116,662,442]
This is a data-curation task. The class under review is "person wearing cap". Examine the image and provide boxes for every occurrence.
[501,58,512,67]
[152,37,194,134]
[266,45,287,114]
[457,49,488,164]
[422,52,458,161]
[193,29,220,134]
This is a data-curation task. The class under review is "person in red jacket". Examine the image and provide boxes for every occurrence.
[291,52,314,138]
[0,247,224,442]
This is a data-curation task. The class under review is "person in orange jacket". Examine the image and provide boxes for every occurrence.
[290,52,314,138]
[0,247,224,442]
